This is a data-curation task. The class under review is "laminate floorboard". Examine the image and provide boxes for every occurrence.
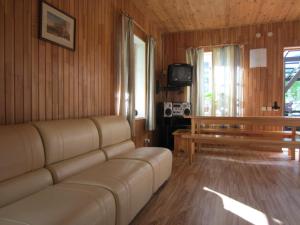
[131,148,300,225]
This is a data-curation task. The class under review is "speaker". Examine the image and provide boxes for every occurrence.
[164,102,173,117]
[182,102,191,116]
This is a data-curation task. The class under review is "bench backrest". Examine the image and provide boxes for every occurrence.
[188,116,300,127]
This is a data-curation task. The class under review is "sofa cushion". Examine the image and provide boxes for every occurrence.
[34,119,106,183]
[63,159,153,225]
[34,119,100,165]
[113,147,173,192]
[0,124,52,207]
[91,116,131,148]
[0,124,45,182]
[0,169,52,208]
[0,183,116,225]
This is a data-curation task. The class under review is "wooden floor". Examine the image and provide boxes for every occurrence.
[131,148,300,225]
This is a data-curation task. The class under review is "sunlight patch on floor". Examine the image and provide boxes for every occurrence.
[203,187,272,225]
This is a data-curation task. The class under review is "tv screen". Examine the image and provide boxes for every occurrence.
[167,64,193,87]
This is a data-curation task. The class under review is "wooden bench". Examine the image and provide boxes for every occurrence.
[183,116,300,164]
[172,129,191,156]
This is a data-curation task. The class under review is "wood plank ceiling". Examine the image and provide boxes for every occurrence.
[130,0,300,32]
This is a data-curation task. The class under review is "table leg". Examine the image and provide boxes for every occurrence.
[174,136,179,156]
[189,141,195,165]
[291,148,296,160]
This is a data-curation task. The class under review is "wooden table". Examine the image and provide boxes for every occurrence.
[183,116,300,164]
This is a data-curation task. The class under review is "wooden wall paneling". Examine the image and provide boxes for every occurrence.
[90,0,95,116]
[38,37,46,121]
[0,0,5,124]
[99,0,104,115]
[57,0,64,119]
[94,0,99,116]
[73,0,79,118]
[77,0,83,118]
[98,1,104,114]
[14,0,24,124]
[104,0,109,115]
[51,0,59,120]
[105,0,110,115]
[63,0,69,119]
[45,21,53,121]
[135,119,148,148]
[108,1,114,115]
[23,0,32,122]
[5,0,15,124]
[111,0,117,115]
[31,0,39,121]
[103,0,108,115]
[69,0,74,118]
[44,0,54,121]
[82,0,88,117]
[52,40,59,120]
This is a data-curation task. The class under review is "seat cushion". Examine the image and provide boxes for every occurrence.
[113,147,173,192]
[63,160,153,225]
[0,183,116,225]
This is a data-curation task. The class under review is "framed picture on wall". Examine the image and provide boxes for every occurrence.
[39,1,76,50]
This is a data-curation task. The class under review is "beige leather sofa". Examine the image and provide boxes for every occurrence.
[0,116,172,225]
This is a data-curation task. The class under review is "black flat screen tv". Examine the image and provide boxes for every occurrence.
[167,64,193,87]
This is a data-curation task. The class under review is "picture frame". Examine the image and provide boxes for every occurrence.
[39,1,76,51]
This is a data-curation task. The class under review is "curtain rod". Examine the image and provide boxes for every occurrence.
[121,11,149,36]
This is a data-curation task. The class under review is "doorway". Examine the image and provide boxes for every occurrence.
[283,48,300,117]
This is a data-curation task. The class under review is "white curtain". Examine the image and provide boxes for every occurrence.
[212,46,243,116]
[145,37,156,131]
[186,45,243,116]
[115,15,135,136]
[186,48,205,115]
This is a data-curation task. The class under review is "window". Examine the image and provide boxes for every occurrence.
[200,46,243,116]
[134,35,146,118]
[203,52,213,115]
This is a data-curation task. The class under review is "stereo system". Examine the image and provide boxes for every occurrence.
[163,102,191,117]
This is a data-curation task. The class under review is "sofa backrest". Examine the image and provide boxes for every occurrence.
[34,119,106,183]
[0,124,52,207]
[91,116,135,159]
